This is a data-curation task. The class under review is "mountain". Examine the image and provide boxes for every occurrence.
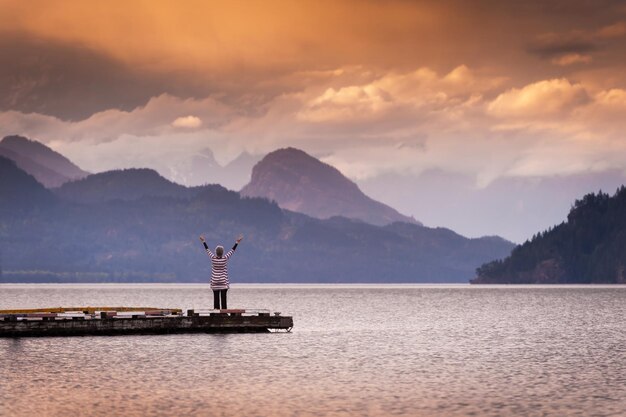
[472,187,626,284]
[241,148,419,226]
[164,148,222,187]
[0,162,513,283]
[0,156,54,214]
[0,146,69,189]
[0,135,88,188]
[54,168,204,204]
[221,151,259,187]
[163,149,261,190]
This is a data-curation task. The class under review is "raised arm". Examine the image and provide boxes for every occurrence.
[233,234,243,250]
[225,234,244,259]
[199,235,214,258]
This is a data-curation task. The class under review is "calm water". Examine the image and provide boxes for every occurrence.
[0,284,625,417]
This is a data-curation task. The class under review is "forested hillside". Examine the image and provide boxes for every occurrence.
[472,188,626,284]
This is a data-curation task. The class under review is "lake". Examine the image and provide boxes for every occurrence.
[1,284,625,416]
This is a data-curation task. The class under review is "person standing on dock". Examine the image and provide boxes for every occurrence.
[200,234,243,310]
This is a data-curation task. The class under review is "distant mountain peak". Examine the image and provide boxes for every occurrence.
[241,147,420,226]
[2,135,39,147]
[162,148,260,189]
[194,148,219,167]
[0,135,88,187]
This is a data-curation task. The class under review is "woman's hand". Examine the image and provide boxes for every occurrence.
[199,235,206,243]
[236,234,244,243]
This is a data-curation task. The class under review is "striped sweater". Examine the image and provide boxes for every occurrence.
[203,242,238,290]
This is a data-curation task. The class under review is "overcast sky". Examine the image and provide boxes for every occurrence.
[1,0,626,242]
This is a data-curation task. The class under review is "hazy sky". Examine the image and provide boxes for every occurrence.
[1,0,626,242]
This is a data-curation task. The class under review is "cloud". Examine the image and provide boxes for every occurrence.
[0,34,150,119]
[0,65,498,181]
[297,85,394,123]
[172,115,202,128]
[289,72,626,183]
[595,88,626,107]
[487,79,590,118]
[0,94,240,173]
[0,1,623,131]
[527,34,596,59]
[2,65,626,193]
[297,66,504,126]
[0,33,227,120]
[551,53,592,66]
[579,88,626,133]
[595,21,626,39]
[528,20,626,66]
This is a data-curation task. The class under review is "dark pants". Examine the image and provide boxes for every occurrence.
[213,289,228,310]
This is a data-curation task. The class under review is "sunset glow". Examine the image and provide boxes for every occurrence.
[1,0,626,241]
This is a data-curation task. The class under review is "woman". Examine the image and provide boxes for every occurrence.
[199,234,243,310]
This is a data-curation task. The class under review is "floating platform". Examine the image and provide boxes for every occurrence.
[0,307,293,337]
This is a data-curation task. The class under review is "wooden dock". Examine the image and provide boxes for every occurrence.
[0,307,293,337]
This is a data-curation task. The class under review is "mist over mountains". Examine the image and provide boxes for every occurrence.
[0,136,514,283]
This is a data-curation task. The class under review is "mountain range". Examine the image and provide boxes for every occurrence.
[2,134,623,284]
[0,138,514,283]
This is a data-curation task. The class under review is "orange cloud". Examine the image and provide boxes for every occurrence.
[487,79,590,118]
[2,74,626,195]
[595,21,626,39]
[2,0,626,122]
[552,53,593,66]
[298,66,504,124]
[172,115,203,128]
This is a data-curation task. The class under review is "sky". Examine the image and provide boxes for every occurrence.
[1,0,626,242]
